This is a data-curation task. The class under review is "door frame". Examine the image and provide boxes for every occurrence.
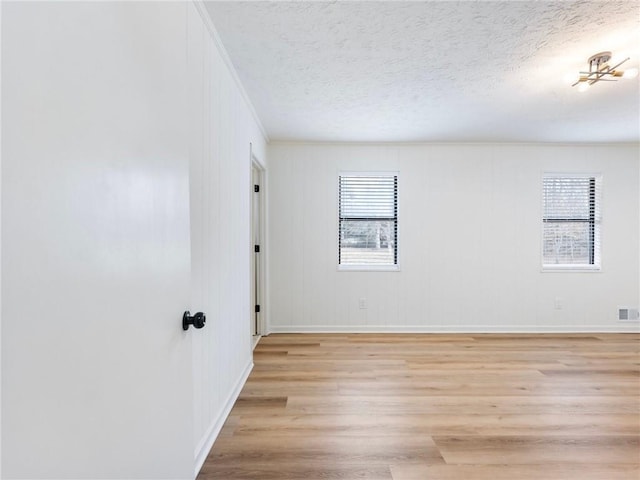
[250,145,266,340]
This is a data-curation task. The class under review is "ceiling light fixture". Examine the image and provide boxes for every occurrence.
[572,51,638,91]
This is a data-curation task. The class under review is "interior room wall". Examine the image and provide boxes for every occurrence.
[0,2,3,475]
[187,3,267,474]
[267,143,639,333]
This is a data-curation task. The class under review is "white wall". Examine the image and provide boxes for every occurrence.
[268,143,639,333]
[0,2,3,475]
[186,3,267,475]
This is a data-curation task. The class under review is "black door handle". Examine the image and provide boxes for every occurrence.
[183,311,206,330]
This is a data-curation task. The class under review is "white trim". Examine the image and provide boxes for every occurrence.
[541,265,601,272]
[269,325,640,334]
[0,2,3,475]
[193,360,254,478]
[268,140,640,147]
[338,265,400,272]
[262,166,271,335]
[251,151,267,336]
[252,149,267,171]
[339,170,400,177]
[192,1,269,142]
[543,171,604,178]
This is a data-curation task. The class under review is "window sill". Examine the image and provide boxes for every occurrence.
[338,265,400,272]
[541,264,601,273]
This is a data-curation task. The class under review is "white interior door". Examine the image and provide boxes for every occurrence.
[1,3,194,478]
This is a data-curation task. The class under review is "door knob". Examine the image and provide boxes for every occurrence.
[183,311,206,330]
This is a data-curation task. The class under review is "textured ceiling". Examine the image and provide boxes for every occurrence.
[204,1,640,143]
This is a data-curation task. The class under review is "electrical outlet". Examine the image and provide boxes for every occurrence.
[358,298,367,309]
[554,297,563,310]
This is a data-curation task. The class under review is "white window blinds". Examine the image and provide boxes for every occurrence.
[339,174,398,267]
[542,175,601,268]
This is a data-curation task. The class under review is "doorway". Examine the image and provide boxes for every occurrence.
[250,158,264,343]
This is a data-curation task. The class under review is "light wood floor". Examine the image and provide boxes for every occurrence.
[198,333,640,480]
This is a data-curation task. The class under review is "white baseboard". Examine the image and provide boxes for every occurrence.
[193,359,253,478]
[268,324,640,334]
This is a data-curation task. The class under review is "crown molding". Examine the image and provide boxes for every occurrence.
[192,1,270,143]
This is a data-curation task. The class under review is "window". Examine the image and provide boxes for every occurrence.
[338,173,398,269]
[542,174,601,269]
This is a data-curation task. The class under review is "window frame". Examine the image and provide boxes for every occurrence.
[337,171,400,272]
[541,172,602,272]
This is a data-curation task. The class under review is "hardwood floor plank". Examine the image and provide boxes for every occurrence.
[336,380,639,396]
[198,463,393,480]
[433,435,640,464]
[207,434,444,464]
[390,464,640,480]
[231,413,638,436]
[284,394,640,415]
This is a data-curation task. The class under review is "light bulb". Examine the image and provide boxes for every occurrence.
[578,82,590,92]
[622,68,639,79]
